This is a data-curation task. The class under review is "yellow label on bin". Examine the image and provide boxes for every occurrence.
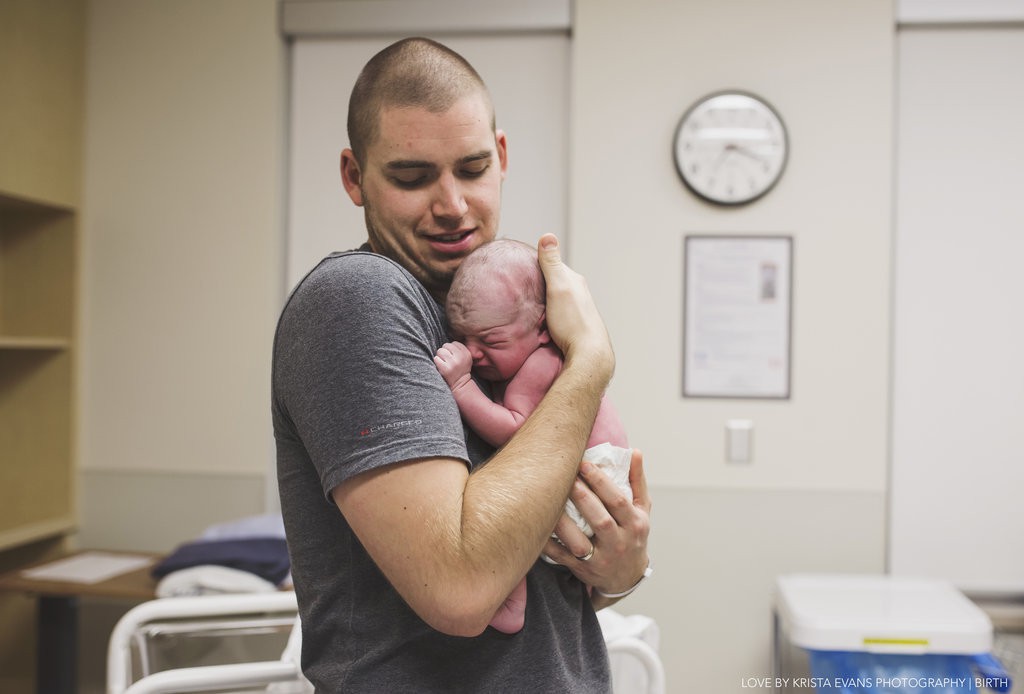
[862,637,930,647]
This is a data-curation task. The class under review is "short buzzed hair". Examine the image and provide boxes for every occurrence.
[347,37,495,166]
[447,238,546,332]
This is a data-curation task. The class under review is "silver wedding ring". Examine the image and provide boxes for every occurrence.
[576,544,595,562]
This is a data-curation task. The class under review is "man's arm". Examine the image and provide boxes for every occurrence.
[434,343,562,448]
[333,235,616,637]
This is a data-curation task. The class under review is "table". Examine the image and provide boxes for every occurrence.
[0,549,161,694]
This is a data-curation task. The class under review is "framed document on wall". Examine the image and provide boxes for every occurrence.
[683,235,793,399]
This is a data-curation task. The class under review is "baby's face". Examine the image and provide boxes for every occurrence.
[452,305,548,382]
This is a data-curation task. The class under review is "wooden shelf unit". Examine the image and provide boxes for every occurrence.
[1,4,86,689]
[0,192,77,551]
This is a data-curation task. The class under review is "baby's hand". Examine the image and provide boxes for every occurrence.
[433,342,473,391]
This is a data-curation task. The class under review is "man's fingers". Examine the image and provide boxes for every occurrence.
[536,233,563,272]
[578,461,631,527]
[535,234,613,380]
[627,449,652,514]
[551,511,593,559]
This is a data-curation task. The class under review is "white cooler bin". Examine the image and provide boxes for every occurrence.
[772,574,1012,694]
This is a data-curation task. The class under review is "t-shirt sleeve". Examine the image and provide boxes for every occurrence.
[273,253,470,499]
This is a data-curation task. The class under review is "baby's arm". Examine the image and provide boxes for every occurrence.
[434,342,515,447]
[433,343,562,448]
[499,345,563,426]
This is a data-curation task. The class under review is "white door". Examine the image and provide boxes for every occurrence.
[890,25,1024,592]
[286,33,570,291]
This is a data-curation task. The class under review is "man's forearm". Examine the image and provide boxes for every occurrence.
[345,356,610,637]
[460,355,609,578]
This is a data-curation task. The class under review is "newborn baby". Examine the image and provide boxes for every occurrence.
[434,238,631,634]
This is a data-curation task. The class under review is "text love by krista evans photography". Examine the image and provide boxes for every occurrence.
[739,675,1010,690]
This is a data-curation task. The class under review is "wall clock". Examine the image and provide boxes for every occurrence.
[673,91,788,206]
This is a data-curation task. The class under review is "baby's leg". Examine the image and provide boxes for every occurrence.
[488,577,527,634]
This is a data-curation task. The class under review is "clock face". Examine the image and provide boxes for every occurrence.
[673,92,788,206]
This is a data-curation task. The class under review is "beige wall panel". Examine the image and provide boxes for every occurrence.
[892,26,1024,591]
[75,469,266,553]
[614,487,885,692]
[79,0,285,476]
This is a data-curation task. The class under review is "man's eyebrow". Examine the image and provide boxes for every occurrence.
[386,151,493,170]
[461,150,493,164]
[386,160,434,171]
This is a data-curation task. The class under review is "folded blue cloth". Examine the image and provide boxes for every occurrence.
[152,537,290,585]
[199,513,286,541]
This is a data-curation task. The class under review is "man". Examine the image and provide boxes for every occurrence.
[272,37,651,692]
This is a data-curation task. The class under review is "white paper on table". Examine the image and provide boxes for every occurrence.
[20,551,155,584]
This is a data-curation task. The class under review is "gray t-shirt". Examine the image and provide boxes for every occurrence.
[272,250,611,693]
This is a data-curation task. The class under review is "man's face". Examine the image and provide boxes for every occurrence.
[341,93,508,300]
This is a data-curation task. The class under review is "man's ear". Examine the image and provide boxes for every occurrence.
[495,129,508,182]
[340,148,365,207]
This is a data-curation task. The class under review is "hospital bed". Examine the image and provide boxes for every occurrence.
[107,592,664,693]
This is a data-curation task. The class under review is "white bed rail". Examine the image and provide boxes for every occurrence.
[107,592,299,694]
[108,593,665,694]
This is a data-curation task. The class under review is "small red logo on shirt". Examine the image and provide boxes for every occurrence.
[358,419,423,437]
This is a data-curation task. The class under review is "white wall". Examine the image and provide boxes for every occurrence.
[570,0,894,690]
[77,0,285,548]
[572,0,893,493]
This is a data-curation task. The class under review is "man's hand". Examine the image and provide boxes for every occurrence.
[537,234,614,382]
[434,342,473,391]
[543,449,652,605]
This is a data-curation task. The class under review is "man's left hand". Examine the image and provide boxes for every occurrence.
[543,449,652,602]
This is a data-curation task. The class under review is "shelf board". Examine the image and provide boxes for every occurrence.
[0,516,76,554]
[0,190,75,215]
[0,336,70,350]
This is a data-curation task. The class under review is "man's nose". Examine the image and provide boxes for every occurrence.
[432,173,469,219]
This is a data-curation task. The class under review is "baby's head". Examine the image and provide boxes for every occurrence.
[446,239,550,382]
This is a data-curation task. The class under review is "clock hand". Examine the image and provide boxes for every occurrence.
[727,143,768,164]
[711,146,731,173]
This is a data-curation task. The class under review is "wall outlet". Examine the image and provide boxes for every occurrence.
[726,419,753,463]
